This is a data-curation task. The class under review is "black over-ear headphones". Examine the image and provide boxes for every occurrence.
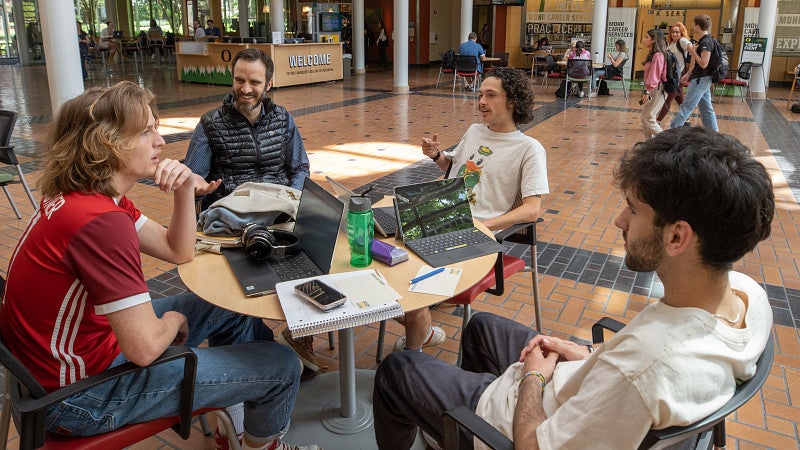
[242,224,302,261]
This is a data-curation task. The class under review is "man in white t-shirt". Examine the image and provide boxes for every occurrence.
[373,126,775,449]
[392,67,548,352]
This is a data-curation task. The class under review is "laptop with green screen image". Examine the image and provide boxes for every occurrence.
[393,177,505,267]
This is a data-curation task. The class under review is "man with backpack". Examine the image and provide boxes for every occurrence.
[669,15,720,131]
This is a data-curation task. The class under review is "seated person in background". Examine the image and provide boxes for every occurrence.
[394,67,548,353]
[205,19,222,40]
[567,41,591,97]
[98,21,122,62]
[147,19,165,57]
[0,81,317,450]
[594,39,628,94]
[535,37,550,52]
[185,47,309,210]
[193,21,207,41]
[457,32,486,91]
[373,125,774,449]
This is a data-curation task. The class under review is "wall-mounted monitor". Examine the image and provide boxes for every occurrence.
[320,13,343,32]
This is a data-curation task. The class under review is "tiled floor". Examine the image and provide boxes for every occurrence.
[1,59,799,449]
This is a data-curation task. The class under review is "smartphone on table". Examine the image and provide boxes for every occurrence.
[294,279,347,311]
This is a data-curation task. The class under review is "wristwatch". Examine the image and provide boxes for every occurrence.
[643,90,651,95]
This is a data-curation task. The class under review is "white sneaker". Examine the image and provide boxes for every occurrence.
[579,90,585,98]
[265,439,322,450]
[393,326,446,352]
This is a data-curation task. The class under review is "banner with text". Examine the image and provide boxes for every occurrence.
[606,8,636,80]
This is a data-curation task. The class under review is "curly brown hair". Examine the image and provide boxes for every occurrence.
[38,81,157,198]
[483,67,535,125]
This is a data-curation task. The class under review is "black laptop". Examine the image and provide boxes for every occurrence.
[223,178,345,296]
[112,30,124,39]
[394,178,505,267]
[325,175,396,237]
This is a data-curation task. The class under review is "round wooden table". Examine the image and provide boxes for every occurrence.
[178,212,496,445]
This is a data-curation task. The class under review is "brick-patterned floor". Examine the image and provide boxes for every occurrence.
[1,61,799,449]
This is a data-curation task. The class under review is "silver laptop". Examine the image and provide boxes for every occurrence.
[394,178,505,267]
[325,175,396,237]
[223,178,345,296]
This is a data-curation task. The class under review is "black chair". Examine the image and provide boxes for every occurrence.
[0,277,239,450]
[442,316,775,450]
[717,62,752,104]
[453,55,480,93]
[0,110,37,219]
[435,50,456,89]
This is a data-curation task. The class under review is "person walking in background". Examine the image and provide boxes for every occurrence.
[377,20,389,68]
[670,14,719,131]
[640,29,668,140]
[479,23,490,51]
[658,22,692,123]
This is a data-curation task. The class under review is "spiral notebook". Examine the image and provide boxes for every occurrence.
[276,269,404,338]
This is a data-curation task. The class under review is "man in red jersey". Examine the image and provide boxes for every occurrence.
[0,82,318,450]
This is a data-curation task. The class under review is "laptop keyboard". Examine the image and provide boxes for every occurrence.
[272,254,320,281]
[373,207,397,235]
[408,228,495,257]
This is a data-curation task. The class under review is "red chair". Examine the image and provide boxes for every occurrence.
[0,310,239,450]
[453,55,481,93]
[435,50,456,89]
[598,59,629,100]
[717,62,752,104]
[542,55,564,93]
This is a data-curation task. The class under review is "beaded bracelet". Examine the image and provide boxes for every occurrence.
[519,370,546,392]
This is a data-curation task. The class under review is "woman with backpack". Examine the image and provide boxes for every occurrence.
[640,28,668,139]
[657,22,692,122]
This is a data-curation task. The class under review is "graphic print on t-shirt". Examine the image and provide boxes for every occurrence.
[456,145,493,204]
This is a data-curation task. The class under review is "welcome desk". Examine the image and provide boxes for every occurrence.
[176,41,343,87]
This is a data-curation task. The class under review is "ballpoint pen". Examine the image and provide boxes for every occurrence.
[410,267,445,284]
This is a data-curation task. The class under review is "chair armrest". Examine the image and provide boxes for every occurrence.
[443,405,514,450]
[591,317,626,344]
[15,346,198,447]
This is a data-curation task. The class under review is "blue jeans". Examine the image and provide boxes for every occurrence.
[669,75,718,131]
[373,313,539,450]
[45,293,301,441]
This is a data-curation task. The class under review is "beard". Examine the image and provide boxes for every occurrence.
[234,89,266,114]
[623,227,665,272]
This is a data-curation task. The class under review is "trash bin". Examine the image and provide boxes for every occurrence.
[342,54,352,80]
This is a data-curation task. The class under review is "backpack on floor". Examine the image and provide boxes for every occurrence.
[554,79,569,98]
[662,51,682,94]
[791,103,800,114]
[597,79,610,95]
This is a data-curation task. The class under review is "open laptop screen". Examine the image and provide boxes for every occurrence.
[394,178,474,241]
[293,177,345,274]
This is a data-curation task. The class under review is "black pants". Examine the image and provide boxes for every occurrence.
[378,42,388,66]
[373,313,539,449]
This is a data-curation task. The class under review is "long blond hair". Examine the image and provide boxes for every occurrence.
[38,81,157,198]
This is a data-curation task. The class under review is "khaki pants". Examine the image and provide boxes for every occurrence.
[641,85,667,140]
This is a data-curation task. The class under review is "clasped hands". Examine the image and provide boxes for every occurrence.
[518,335,592,382]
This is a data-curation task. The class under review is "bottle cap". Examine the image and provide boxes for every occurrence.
[348,196,371,212]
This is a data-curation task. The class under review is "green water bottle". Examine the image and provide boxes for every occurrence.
[347,196,374,267]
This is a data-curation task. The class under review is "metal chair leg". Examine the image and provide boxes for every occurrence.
[203,409,240,450]
[531,242,542,332]
[328,331,335,350]
[15,167,36,210]
[2,186,21,219]
[1,368,11,450]
[376,320,386,363]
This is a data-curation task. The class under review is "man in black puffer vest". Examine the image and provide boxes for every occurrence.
[186,48,310,210]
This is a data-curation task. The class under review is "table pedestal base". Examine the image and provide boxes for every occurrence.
[283,369,426,449]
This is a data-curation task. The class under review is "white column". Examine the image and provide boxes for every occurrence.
[394,0,409,93]
[751,0,777,96]
[460,0,472,43]
[353,0,365,73]
[11,0,30,65]
[270,0,284,39]
[591,0,608,62]
[239,1,249,38]
[39,0,84,115]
